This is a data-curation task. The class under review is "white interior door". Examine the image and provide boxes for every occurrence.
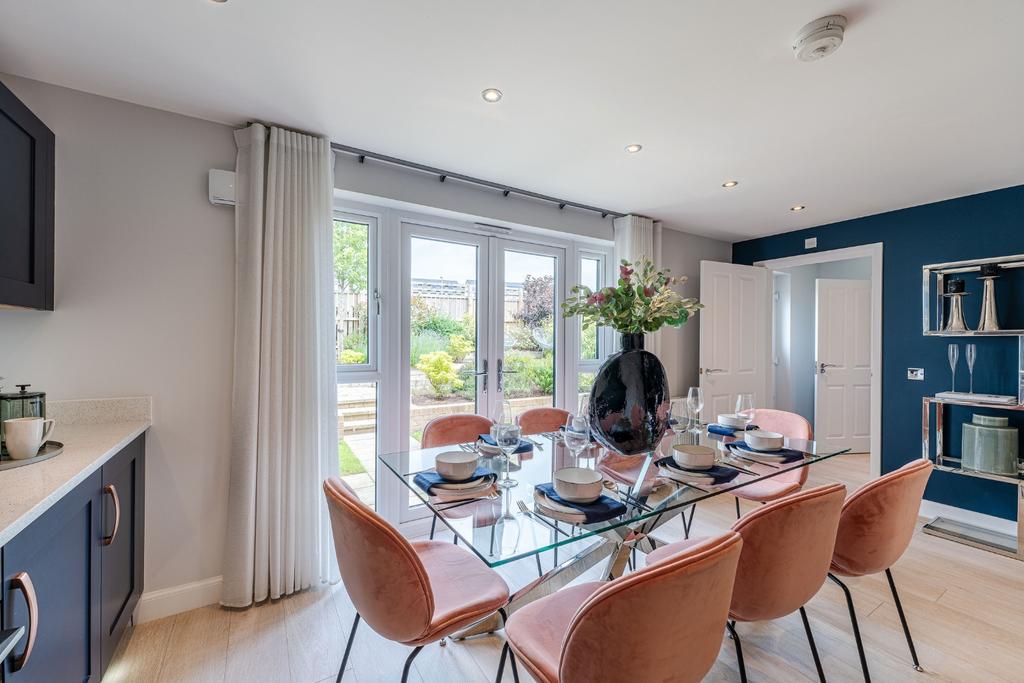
[698,261,771,420]
[814,278,871,452]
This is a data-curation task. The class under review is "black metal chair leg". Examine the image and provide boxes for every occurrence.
[535,553,543,578]
[508,646,520,683]
[885,568,922,671]
[800,606,827,682]
[683,504,696,539]
[735,497,742,519]
[496,642,509,683]
[336,613,361,682]
[829,573,871,683]
[429,516,437,540]
[400,646,424,683]
[726,620,748,683]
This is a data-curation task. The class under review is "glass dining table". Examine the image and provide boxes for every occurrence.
[378,427,850,638]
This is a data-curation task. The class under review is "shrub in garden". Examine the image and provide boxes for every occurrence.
[447,334,473,362]
[415,351,463,398]
[338,349,366,364]
[410,330,449,365]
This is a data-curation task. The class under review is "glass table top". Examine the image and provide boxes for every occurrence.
[378,428,850,568]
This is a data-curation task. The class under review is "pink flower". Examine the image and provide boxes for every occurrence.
[643,286,655,297]
[587,293,599,305]
[619,265,634,279]
[594,292,606,303]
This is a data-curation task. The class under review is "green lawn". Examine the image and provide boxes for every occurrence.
[338,440,366,476]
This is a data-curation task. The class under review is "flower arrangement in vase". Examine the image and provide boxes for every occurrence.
[561,257,704,455]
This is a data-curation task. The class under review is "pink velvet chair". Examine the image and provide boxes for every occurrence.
[518,407,570,436]
[323,477,510,683]
[648,483,847,683]
[420,413,493,448]
[499,531,743,683]
[732,408,814,518]
[828,459,933,681]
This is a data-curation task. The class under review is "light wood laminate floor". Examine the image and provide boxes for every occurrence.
[105,454,1024,682]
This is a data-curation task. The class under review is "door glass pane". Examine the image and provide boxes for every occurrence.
[338,381,377,508]
[408,236,480,446]
[334,219,370,365]
[580,256,601,361]
[503,250,557,420]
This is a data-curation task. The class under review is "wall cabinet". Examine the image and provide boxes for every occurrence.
[2,435,145,681]
[0,78,55,310]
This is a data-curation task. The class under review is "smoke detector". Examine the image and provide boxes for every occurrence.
[792,15,847,61]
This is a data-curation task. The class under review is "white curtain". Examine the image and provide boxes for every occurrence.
[222,123,339,608]
[613,214,663,355]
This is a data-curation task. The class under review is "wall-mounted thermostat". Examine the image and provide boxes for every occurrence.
[208,169,236,206]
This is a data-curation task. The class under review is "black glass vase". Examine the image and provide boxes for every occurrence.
[588,333,671,455]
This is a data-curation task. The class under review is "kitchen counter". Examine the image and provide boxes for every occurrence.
[0,398,151,546]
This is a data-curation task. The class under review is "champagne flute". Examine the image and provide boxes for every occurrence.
[735,393,755,429]
[966,343,977,394]
[686,387,705,434]
[564,414,591,466]
[494,421,521,489]
[948,344,959,393]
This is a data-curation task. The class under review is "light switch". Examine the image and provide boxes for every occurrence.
[907,368,925,381]
[804,237,817,249]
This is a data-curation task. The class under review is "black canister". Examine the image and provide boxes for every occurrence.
[0,384,46,456]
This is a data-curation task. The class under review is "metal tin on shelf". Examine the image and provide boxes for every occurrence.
[962,414,1018,476]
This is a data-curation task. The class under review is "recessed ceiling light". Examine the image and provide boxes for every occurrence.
[722,180,739,188]
[790,204,807,212]
[481,88,503,103]
[624,144,643,154]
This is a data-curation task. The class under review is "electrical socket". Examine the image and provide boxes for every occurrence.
[907,368,925,381]
[804,237,817,249]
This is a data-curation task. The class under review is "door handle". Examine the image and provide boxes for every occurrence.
[818,362,839,374]
[496,358,518,392]
[700,368,726,375]
[103,483,121,546]
[10,572,37,672]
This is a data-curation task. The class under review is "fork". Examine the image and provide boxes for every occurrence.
[516,500,572,537]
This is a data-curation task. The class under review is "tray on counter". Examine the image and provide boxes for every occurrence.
[0,441,64,471]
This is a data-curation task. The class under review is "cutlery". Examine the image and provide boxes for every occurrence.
[516,500,572,537]
[726,447,781,469]
[523,435,544,448]
[717,460,758,476]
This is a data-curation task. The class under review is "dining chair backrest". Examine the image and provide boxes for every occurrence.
[831,459,933,577]
[323,477,434,643]
[560,532,743,683]
[420,414,493,448]
[518,407,570,436]
[729,483,846,622]
[748,408,814,486]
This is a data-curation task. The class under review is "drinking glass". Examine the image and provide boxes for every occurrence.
[669,398,688,431]
[686,387,704,434]
[494,422,521,489]
[948,343,959,393]
[564,414,591,466]
[966,344,977,394]
[735,393,755,429]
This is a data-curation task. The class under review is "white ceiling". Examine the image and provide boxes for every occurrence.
[2,1,1023,242]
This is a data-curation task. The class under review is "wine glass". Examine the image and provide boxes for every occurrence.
[686,387,704,434]
[494,421,521,489]
[735,393,755,429]
[564,414,591,466]
[966,344,977,394]
[669,398,688,431]
[948,344,959,393]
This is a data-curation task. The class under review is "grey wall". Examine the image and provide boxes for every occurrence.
[0,75,236,597]
[659,228,732,397]
[774,256,872,422]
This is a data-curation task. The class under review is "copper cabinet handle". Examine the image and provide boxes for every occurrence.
[11,572,37,672]
[103,483,121,546]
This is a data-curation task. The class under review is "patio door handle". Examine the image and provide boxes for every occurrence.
[496,358,517,392]
[818,362,839,374]
[472,359,488,392]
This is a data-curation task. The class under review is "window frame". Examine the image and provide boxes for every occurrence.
[333,211,379,382]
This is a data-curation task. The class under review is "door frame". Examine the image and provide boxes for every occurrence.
[755,243,883,477]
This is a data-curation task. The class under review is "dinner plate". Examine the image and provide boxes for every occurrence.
[432,475,489,490]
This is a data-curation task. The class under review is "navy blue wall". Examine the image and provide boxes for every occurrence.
[733,185,1024,520]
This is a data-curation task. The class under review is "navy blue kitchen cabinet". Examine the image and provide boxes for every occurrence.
[2,435,145,681]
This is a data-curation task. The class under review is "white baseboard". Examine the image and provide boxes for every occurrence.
[920,500,1017,536]
[135,575,222,624]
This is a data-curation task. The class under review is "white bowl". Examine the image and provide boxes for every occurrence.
[435,451,479,481]
[671,444,716,470]
[744,430,784,452]
[718,413,748,429]
[553,467,604,504]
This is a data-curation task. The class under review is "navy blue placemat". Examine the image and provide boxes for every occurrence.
[413,467,496,493]
[708,423,759,437]
[654,457,740,485]
[534,482,627,523]
[728,442,805,463]
[478,434,533,454]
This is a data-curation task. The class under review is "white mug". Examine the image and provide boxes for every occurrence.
[3,417,55,460]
